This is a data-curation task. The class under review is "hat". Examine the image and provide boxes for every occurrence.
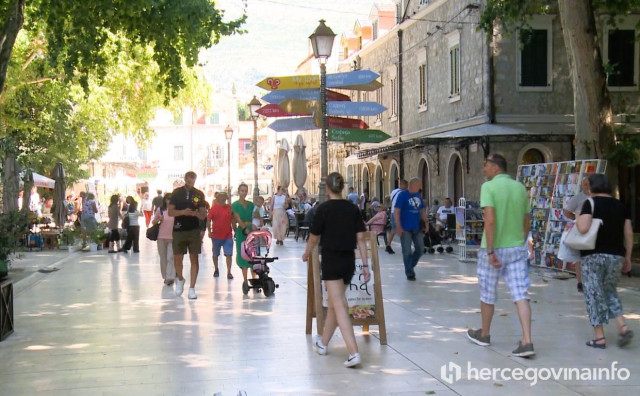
[216,190,228,195]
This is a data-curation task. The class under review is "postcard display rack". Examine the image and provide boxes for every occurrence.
[516,159,607,272]
[456,198,485,262]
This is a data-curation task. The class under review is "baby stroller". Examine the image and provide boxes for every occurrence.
[422,220,453,254]
[241,229,279,296]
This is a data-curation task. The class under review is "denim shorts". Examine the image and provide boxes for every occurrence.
[212,238,233,257]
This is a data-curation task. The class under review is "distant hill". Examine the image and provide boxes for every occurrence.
[202,0,379,98]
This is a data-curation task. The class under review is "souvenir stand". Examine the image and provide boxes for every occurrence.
[456,198,484,262]
[516,159,607,272]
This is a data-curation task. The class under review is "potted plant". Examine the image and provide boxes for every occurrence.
[90,227,108,251]
[61,226,81,251]
[0,211,28,280]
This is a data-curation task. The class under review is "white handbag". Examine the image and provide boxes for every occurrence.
[564,198,603,250]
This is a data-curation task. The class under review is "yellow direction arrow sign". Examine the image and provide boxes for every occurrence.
[279,99,320,115]
[256,75,319,91]
[340,80,383,91]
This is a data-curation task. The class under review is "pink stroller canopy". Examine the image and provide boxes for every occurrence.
[241,229,273,262]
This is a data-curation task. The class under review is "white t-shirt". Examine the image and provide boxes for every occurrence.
[437,205,455,222]
[390,188,403,211]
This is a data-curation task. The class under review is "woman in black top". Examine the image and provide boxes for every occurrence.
[576,174,633,348]
[302,172,370,368]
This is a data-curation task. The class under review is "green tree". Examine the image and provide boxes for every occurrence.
[480,0,640,161]
[237,100,250,121]
[0,0,245,95]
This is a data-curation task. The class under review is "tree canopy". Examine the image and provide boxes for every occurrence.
[1,0,246,95]
[0,0,245,184]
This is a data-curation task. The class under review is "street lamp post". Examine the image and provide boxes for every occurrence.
[224,125,234,199]
[309,19,336,203]
[249,96,262,203]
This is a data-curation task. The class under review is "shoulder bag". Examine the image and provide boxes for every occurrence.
[146,209,162,241]
[564,197,603,250]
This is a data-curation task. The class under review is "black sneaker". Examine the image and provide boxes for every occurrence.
[385,246,395,254]
[407,275,416,281]
[577,282,583,293]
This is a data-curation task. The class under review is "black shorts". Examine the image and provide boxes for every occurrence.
[109,229,120,242]
[321,249,355,284]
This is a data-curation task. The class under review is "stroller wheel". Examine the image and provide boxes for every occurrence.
[242,280,250,295]
[263,279,276,297]
[428,248,435,254]
[436,246,444,253]
[445,246,454,253]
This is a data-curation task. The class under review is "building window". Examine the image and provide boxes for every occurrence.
[604,16,639,90]
[447,30,461,102]
[419,63,427,108]
[390,77,398,118]
[516,15,553,91]
[209,112,220,125]
[449,45,460,98]
[419,0,429,5]
[174,146,184,161]
[522,148,545,165]
[373,20,378,40]
[520,30,547,86]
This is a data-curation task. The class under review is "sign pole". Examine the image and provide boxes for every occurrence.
[319,61,328,204]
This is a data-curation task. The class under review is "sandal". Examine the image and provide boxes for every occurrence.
[213,269,219,277]
[227,273,234,279]
[617,325,634,347]
[586,337,606,349]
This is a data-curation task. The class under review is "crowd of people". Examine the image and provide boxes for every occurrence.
[58,158,634,369]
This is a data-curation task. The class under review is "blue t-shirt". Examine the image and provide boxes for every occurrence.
[395,190,425,230]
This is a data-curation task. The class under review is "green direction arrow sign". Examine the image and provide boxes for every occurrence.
[328,128,391,143]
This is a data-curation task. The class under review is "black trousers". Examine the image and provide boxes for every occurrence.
[122,225,140,252]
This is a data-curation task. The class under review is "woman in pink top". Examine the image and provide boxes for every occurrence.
[152,193,176,286]
[366,205,388,234]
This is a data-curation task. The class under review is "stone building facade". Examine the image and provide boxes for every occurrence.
[333,0,639,209]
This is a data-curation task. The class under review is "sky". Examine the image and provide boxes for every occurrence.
[202,0,382,98]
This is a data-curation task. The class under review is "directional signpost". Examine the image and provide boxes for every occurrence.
[268,117,317,132]
[257,104,310,117]
[262,89,350,104]
[257,70,380,91]
[279,99,386,117]
[328,128,390,143]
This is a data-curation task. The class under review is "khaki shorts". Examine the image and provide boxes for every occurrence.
[172,229,202,255]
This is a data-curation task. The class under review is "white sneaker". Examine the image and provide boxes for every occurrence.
[188,288,197,299]
[344,353,361,368]
[175,279,185,296]
[314,335,327,355]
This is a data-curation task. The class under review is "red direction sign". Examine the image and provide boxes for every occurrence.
[257,104,310,117]
[326,117,369,129]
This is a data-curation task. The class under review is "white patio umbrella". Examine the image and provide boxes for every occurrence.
[293,135,307,199]
[277,138,290,191]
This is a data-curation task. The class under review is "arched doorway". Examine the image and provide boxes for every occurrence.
[347,165,355,189]
[374,165,383,201]
[389,161,399,191]
[418,157,430,204]
[448,154,463,203]
[362,166,370,195]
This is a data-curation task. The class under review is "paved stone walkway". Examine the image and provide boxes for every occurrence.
[1,234,638,395]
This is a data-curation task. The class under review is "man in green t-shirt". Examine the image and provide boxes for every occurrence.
[467,154,535,357]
